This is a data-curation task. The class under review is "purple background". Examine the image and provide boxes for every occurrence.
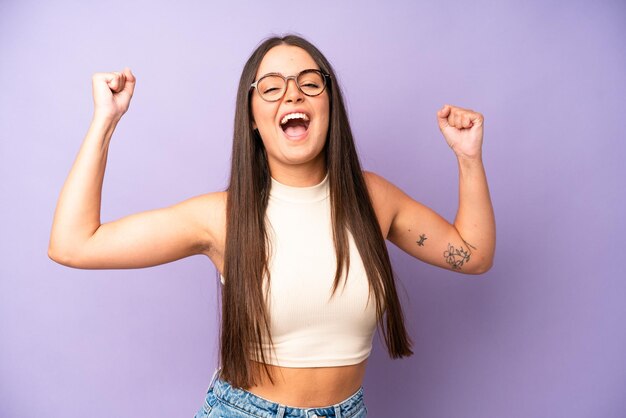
[1,0,625,417]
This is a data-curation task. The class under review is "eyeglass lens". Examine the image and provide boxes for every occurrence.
[257,70,325,101]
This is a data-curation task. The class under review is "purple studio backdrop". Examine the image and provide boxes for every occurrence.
[1,0,625,417]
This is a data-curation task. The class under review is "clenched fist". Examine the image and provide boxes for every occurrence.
[92,68,136,122]
[437,104,484,160]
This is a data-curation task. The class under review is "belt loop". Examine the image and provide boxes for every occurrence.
[334,405,342,418]
[207,366,221,391]
[276,405,286,418]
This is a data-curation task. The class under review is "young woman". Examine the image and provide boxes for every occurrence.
[49,35,495,417]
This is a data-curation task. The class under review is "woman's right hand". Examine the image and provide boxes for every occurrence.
[91,67,136,122]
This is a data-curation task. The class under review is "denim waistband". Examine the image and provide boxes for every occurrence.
[208,369,366,418]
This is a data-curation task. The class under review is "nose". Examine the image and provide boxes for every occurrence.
[284,77,304,103]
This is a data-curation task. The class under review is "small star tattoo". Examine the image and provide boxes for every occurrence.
[416,234,427,246]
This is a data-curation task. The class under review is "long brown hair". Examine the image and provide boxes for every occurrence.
[221,34,413,388]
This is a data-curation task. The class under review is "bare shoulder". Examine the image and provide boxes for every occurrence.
[363,170,392,194]
[187,190,227,213]
[362,170,404,205]
[181,190,227,256]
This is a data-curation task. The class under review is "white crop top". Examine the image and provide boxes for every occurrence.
[221,172,378,367]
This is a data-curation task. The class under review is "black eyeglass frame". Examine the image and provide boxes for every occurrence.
[250,69,331,102]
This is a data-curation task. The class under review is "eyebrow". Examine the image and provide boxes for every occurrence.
[256,68,321,78]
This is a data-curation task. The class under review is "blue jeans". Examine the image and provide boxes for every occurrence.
[194,368,368,418]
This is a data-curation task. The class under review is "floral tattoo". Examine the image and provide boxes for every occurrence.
[443,241,476,270]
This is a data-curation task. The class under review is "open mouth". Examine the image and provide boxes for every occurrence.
[280,112,310,139]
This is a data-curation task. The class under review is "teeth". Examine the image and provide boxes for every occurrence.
[280,112,309,125]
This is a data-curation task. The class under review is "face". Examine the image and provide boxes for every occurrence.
[251,45,330,176]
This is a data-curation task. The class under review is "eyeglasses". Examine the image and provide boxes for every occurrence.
[250,69,330,102]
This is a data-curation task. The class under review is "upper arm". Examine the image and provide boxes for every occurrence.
[50,192,226,269]
[365,171,481,274]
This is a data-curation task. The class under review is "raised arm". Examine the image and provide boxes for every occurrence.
[375,104,495,274]
[48,69,221,269]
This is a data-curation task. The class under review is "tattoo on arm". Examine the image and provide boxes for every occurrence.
[443,241,476,270]
[463,240,477,251]
[416,234,427,246]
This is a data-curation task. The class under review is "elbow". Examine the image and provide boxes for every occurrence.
[47,245,67,265]
[469,257,494,275]
[47,245,79,268]
[472,261,493,275]
[459,255,493,275]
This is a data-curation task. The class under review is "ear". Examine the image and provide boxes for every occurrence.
[251,119,257,130]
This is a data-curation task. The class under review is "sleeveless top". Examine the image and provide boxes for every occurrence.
[222,172,378,367]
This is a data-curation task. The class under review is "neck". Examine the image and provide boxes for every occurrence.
[268,156,327,187]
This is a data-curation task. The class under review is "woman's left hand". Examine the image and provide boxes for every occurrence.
[437,104,484,160]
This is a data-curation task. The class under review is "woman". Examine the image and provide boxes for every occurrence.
[48,35,495,417]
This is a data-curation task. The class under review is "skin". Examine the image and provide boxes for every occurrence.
[48,46,495,407]
[251,45,330,187]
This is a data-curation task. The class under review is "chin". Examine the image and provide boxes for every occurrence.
[274,145,325,166]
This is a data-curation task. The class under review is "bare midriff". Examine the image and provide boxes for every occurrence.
[243,359,368,408]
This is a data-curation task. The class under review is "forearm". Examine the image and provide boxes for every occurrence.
[48,116,118,256]
[452,157,496,271]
